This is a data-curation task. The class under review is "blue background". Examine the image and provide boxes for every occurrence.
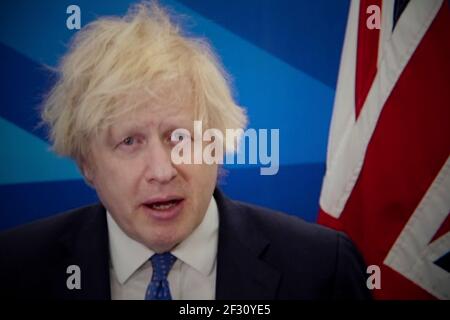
[0,0,350,230]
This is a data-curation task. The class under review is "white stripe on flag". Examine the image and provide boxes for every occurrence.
[325,0,358,168]
[319,0,443,218]
[378,0,394,67]
[384,156,450,300]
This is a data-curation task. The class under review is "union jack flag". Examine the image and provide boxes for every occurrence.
[318,0,450,299]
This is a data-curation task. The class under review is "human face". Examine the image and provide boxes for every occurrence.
[83,98,218,253]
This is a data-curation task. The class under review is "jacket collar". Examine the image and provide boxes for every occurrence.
[214,189,281,299]
[55,188,280,300]
[56,205,111,299]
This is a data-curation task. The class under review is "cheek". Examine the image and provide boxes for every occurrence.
[178,163,217,186]
[93,160,143,200]
[187,165,218,205]
[202,164,218,182]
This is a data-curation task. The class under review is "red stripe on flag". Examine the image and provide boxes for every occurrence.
[355,0,381,119]
[320,2,450,299]
[430,213,450,244]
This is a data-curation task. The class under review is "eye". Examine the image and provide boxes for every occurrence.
[170,129,191,144]
[122,136,135,146]
[115,135,143,151]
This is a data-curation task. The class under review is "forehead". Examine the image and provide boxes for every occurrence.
[107,92,195,134]
[118,104,192,128]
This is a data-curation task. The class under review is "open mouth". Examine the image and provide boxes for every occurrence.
[142,197,185,221]
[145,199,182,211]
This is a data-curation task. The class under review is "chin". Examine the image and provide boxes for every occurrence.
[145,238,180,253]
[137,228,182,252]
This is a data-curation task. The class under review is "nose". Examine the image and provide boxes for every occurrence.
[143,138,177,184]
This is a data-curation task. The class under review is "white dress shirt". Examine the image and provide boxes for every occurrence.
[107,197,219,300]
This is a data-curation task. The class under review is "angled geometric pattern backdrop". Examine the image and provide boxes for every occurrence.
[0,0,350,230]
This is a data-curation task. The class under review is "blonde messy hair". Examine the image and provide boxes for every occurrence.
[41,1,247,165]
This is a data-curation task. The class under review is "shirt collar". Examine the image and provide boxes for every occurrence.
[107,212,153,285]
[107,196,219,284]
[172,196,219,276]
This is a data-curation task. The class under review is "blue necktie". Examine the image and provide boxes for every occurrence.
[145,252,177,300]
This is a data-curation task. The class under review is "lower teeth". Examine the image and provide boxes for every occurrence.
[151,202,176,210]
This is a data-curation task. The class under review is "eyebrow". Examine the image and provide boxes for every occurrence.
[106,117,194,142]
[104,123,144,146]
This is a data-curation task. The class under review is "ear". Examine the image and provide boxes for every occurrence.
[79,159,95,187]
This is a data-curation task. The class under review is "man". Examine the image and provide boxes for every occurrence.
[0,2,371,300]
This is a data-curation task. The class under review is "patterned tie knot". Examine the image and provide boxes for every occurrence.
[150,252,176,281]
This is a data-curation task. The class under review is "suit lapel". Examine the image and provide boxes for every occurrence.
[46,192,280,299]
[54,205,111,299]
[214,189,281,299]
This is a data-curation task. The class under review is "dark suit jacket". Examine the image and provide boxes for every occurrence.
[0,189,371,299]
